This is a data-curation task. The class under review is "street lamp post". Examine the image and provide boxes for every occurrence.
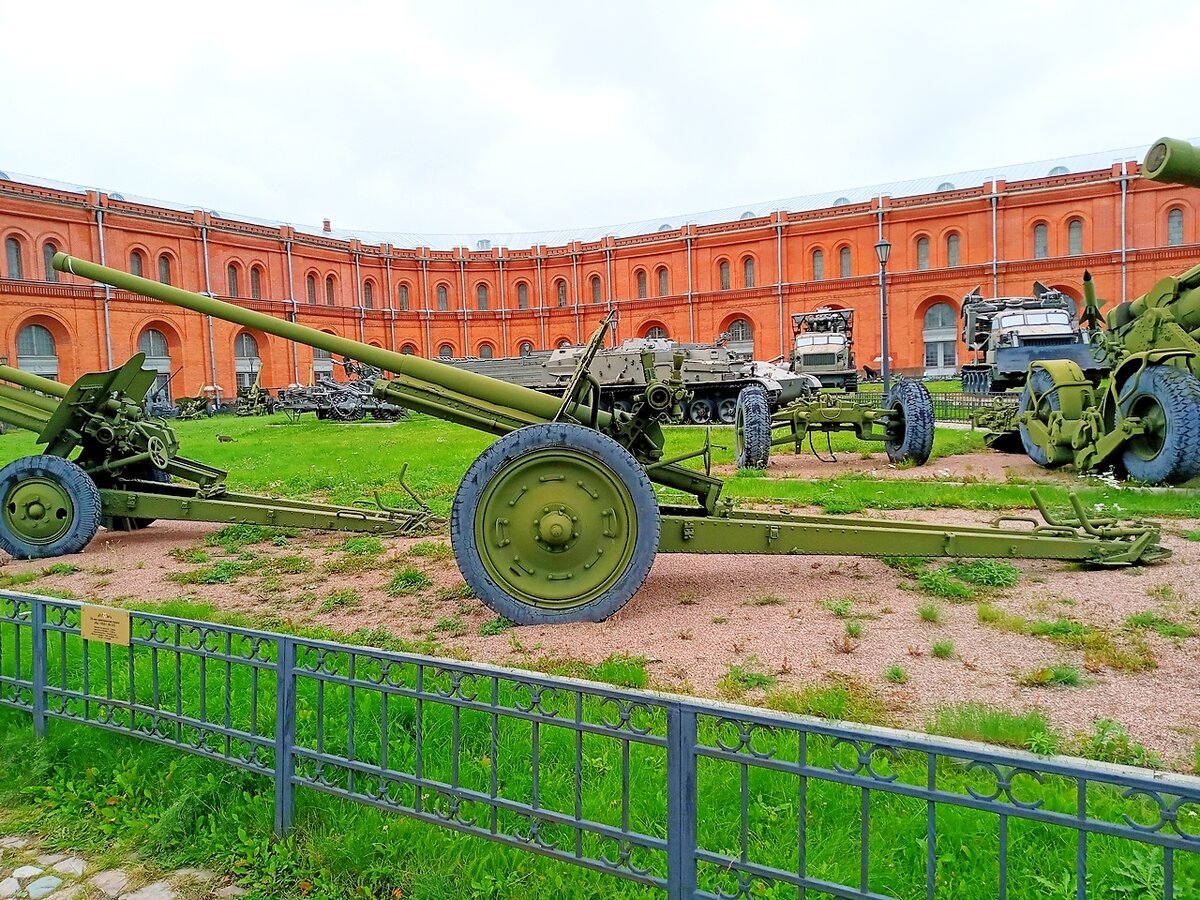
[875,238,892,394]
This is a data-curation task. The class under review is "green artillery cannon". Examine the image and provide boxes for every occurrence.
[0,357,437,559]
[1013,138,1200,484]
[51,252,1168,624]
[732,380,933,468]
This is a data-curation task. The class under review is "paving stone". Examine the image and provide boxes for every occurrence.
[35,854,67,867]
[88,870,131,897]
[0,876,19,899]
[26,875,64,899]
[13,864,44,880]
[43,888,81,900]
[172,868,217,883]
[212,887,248,898]
[51,859,86,878]
[0,838,29,850]
[122,881,177,900]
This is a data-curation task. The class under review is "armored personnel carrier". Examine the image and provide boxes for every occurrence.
[452,337,817,424]
[959,283,1108,394]
[787,308,858,392]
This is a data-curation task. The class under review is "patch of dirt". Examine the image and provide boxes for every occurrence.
[8,511,1200,768]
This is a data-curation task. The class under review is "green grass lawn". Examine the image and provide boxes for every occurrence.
[0,413,1198,898]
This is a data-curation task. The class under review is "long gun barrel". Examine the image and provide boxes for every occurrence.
[1142,136,1200,189]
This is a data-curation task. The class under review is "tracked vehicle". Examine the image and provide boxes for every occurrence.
[43,252,1168,625]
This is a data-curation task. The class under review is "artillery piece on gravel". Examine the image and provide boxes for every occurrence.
[49,253,1169,625]
[1010,138,1200,485]
[0,359,436,560]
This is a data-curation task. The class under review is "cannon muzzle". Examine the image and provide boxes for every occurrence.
[1142,137,1200,189]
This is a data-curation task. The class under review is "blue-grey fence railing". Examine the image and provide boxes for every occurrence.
[1,591,1197,899]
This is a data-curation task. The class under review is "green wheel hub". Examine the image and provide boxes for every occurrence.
[473,448,640,610]
[1126,394,1167,461]
[4,477,75,545]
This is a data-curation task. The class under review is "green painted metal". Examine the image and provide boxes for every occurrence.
[1142,136,1200,190]
[49,252,1172,622]
[3,475,76,546]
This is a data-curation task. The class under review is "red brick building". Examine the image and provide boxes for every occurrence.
[1,147,1196,402]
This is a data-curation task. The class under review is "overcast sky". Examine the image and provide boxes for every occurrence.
[2,1,1197,239]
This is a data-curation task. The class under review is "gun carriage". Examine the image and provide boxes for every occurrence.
[43,253,1168,624]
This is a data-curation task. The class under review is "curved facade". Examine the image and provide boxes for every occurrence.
[1,158,1197,400]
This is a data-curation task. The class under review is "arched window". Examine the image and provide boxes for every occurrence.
[556,280,567,308]
[478,343,494,358]
[1033,223,1048,259]
[130,250,145,278]
[719,261,731,291]
[839,247,852,278]
[591,275,602,303]
[517,282,529,309]
[437,284,449,311]
[306,274,317,304]
[742,257,755,288]
[476,283,489,310]
[158,254,171,285]
[657,267,669,297]
[1168,208,1185,246]
[363,281,374,309]
[645,325,668,340]
[325,275,336,306]
[5,237,22,279]
[636,270,647,299]
[728,318,752,342]
[519,341,533,357]
[438,344,454,359]
[916,237,930,271]
[250,266,263,300]
[946,233,961,268]
[400,344,417,355]
[922,303,958,376]
[138,328,172,401]
[557,338,572,349]
[43,241,58,282]
[313,347,333,378]
[17,323,57,379]
[227,264,240,298]
[233,332,261,389]
[812,249,824,281]
[398,283,410,311]
[1067,218,1083,256]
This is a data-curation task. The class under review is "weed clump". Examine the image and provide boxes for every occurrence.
[930,640,955,659]
[883,665,908,685]
[319,588,361,613]
[1018,664,1083,688]
[385,567,433,596]
[718,656,776,698]
[927,703,1057,752]
[479,617,513,636]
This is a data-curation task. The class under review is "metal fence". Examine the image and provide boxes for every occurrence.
[1,591,1197,899]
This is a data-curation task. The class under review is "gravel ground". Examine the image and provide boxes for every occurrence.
[9,495,1199,769]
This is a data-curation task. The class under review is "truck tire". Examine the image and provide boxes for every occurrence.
[1018,368,1063,468]
[1118,366,1200,485]
[734,385,772,469]
[883,381,934,464]
[0,455,102,559]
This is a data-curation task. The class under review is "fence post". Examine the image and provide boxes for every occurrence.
[273,635,297,836]
[666,703,698,899]
[30,598,46,738]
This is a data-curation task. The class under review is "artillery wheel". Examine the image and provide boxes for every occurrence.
[451,423,659,625]
[101,465,171,532]
[734,385,772,469]
[688,398,714,425]
[883,381,934,464]
[0,455,101,559]
[717,397,738,424]
[1018,368,1071,468]
[1118,366,1200,485]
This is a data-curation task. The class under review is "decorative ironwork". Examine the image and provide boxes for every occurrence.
[2,589,1198,899]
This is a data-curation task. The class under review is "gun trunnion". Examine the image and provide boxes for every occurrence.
[51,253,1168,624]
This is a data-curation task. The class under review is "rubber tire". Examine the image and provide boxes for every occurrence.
[1018,368,1062,468]
[843,373,858,394]
[0,455,102,559]
[450,423,659,625]
[688,398,715,425]
[734,385,772,469]
[102,465,171,532]
[883,381,934,465]
[1118,366,1200,485]
[717,397,737,425]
